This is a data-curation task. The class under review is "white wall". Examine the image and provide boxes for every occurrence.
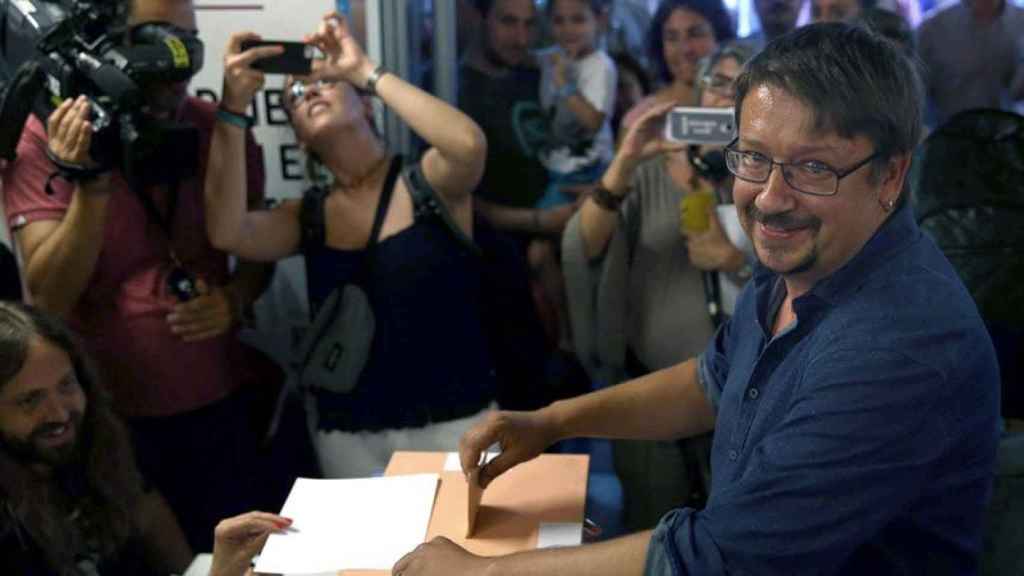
[192,1,341,365]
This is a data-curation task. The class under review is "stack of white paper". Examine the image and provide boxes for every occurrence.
[254,474,440,574]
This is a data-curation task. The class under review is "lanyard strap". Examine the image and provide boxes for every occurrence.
[133,180,182,261]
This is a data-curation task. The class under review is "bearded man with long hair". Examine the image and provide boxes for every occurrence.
[0,301,193,575]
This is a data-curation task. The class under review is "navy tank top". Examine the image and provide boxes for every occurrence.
[304,211,497,432]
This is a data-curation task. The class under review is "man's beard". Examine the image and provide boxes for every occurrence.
[745,202,822,275]
[0,412,85,471]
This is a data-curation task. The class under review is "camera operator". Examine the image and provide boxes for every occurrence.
[2,0,279,553]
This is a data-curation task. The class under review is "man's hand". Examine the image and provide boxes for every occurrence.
[683,208,745,272]
[209,511,292,576]
[392,537,491,576]
[47,96,97,168]
[166,278,237,342]
[459,409,560,489]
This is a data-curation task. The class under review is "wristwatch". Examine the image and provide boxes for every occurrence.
[363,64,388,97]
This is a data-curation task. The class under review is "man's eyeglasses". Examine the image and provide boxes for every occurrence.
[286,79,337,108]
[723,138,881,197]
[700,73,736,99]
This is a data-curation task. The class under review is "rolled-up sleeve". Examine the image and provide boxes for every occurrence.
[644,508,724,576]
[697,319,732,411]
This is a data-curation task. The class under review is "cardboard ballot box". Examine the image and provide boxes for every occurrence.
[342,450,589,576]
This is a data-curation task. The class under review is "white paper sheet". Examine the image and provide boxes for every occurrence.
[536,522,583,549]
[254,475,440,574]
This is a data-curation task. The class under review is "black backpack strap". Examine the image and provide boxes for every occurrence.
[367,155,404,250]
[299,184,331,252]
[404,162,482,257]
[298,155,404,255]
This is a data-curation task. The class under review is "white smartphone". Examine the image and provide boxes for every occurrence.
[665,107,735,145]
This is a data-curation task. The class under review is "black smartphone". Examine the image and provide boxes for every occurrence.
[665,107,736,145]
[240,39,314,75]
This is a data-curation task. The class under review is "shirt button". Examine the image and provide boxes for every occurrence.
[728,450,738,461]
[748,388,759,400]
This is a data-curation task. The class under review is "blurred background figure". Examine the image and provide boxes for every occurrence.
[611,50,653,141]
[917,0,1024,127]
[742,0,804,50]
[621,0,734,132]
[811,0,863,22]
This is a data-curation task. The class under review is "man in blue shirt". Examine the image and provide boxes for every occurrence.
[393,23,1001,576]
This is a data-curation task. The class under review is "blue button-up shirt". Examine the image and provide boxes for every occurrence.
[644,205,1001,575]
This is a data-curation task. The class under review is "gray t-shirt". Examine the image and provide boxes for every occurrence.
[618,158,715,370]
[562,156,714,380]
[917,1,1024,126]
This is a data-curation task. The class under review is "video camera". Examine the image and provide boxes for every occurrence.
[0,0,204,187]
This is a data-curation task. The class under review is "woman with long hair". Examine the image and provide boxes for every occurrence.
[619,0,734,134]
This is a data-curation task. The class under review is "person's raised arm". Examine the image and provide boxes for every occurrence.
[305,13,486,209]
[461,357,715,489]
[205,32,302,262]
[578,101,683,259]
[14,97,114,318]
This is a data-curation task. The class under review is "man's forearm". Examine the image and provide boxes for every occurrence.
[487,530,652,576]
[21,181,111,317]
[477,200,540,234]
[543,358,716,442]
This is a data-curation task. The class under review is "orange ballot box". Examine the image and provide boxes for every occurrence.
[342,450,589,576]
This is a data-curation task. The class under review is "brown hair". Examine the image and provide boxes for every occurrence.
[0,302,144,574]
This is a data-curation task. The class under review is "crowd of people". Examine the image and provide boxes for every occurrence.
[0,0,1021,574]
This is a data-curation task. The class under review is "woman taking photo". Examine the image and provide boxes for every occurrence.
[205,12,495,478]
[619,0,734,134]
[562,42,755,532]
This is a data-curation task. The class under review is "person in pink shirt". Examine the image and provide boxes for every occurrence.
[2,0,286,553]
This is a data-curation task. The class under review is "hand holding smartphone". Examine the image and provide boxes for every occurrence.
[240,39,316,75]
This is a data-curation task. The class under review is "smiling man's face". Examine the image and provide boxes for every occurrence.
[0,337,86,474]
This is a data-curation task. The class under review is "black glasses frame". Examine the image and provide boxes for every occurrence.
[723,137,881,197]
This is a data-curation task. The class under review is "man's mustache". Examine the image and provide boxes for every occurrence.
[31,414,81,441]
[746,203,821,232]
